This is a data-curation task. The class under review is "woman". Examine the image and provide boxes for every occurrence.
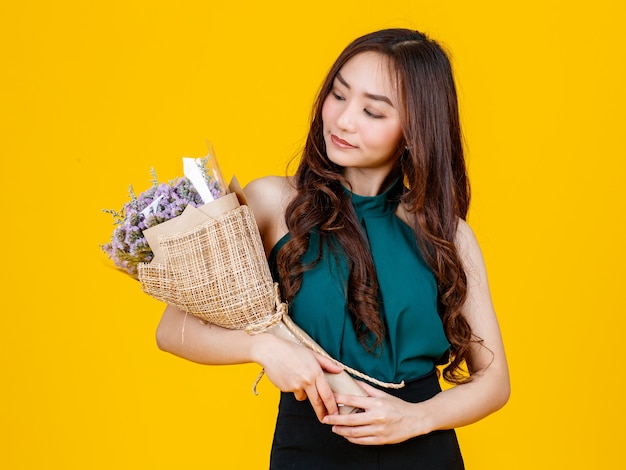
[157,28,509,468]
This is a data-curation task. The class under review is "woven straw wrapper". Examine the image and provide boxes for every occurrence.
[138,205,276,331]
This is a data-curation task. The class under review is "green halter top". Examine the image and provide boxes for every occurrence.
[268,179,450,383]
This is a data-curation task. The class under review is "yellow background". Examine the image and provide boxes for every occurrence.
[1,1,624,468]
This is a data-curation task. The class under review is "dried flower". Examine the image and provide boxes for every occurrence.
[101,173,206,279]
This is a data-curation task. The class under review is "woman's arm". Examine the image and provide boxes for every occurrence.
[156,303,270,365]
[157,305,342,418]
[324,219,510,444]
[155,176,342,420]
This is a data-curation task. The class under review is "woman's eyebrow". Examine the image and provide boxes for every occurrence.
[336,72,393,107]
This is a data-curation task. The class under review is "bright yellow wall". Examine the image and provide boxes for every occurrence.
[2,1,624,468]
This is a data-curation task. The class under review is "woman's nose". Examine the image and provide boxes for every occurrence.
[336,104,356,132]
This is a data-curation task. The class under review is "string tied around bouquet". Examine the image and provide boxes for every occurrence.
[251,283,405,396]
[244,284,286,336]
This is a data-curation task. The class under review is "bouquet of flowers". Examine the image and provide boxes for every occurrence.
[101,174,205,279]
[102,144,402,413]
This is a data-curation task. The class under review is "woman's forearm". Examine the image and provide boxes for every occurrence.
[155,304,276,366]
[156,303,344,419]
[324,359,509,445]
[417,363,510,434]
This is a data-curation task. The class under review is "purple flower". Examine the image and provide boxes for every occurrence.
[101,175,208,279]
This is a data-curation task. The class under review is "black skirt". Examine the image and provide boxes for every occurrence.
[269,369,464,470]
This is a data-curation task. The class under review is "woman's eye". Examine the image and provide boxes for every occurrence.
[365,109,383,119]
[332,92,345,101]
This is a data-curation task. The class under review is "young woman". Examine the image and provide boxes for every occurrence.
[156,28,509,469]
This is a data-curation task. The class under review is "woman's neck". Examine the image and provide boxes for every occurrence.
[342,167,401,196]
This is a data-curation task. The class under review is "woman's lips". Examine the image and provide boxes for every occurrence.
[330,134,356,149]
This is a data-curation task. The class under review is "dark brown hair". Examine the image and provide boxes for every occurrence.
[277,28,474,383]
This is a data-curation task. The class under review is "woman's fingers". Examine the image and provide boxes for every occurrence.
[299,371,339,421]
[315,354,344,374]
[316,373,339,417]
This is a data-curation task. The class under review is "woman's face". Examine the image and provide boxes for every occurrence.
[322,51,404,181]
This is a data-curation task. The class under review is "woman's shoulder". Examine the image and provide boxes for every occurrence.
[454,219,478,253]
[394,206,481,260]
[244,175,296,213]
[244,175,296,254]
[244,175,294,199]
[453,218,488,277]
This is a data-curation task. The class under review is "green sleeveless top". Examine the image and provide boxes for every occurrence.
[268,180,450,383]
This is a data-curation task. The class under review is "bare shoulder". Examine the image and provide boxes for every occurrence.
[454,219,478,253]
[454,218,488,280]
[244,175,295,205]
[244,176,296,221]
[244,176,296,254]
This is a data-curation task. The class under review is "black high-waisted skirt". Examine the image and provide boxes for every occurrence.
[269,369,464,470]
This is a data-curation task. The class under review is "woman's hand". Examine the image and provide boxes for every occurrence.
[158,306,343,421]
[252,334,344,422]
[323,381,429,445]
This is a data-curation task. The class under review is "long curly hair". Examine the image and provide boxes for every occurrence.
[276,28,474,383]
